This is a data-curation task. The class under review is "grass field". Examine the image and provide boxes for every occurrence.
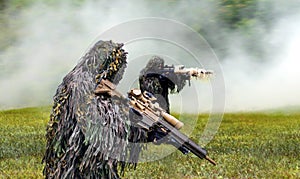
[0,106,299,178]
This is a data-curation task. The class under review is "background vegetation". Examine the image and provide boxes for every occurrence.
[1,0,299,57]
[1,0,299,178]
[0,106,299,178]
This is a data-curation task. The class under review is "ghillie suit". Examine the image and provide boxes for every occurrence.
[43,40,147,178]
[139,56,187,113]
[139,56,188,145]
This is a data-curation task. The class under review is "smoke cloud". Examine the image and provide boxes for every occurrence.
[0,0,299,112]
[222,13,300,111]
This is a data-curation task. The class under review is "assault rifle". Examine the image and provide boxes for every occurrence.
[160,65,213,82]
[95,79,216,165]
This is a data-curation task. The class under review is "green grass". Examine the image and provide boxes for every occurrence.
[0,106,50,178]
[0,107,299,178]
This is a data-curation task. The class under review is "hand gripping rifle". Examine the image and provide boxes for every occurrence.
[95,79,216,165]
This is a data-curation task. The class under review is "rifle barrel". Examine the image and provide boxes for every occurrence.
[157,117,216,165]
[205,156,217,166]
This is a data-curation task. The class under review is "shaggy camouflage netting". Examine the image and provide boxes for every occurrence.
[43,40,147,179]
[139,56,187,113]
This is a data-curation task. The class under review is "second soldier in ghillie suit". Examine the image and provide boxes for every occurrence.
[139,56,187,113]
[139,56,189,146]
[43,40,147,179]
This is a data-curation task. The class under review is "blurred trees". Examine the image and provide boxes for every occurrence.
[193,0,299,59]
[217,0,258,29]
[0,0,299,58]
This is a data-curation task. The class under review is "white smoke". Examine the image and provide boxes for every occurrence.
[0,1,152,109]
[0,0,299,112]
[223,14,300,111]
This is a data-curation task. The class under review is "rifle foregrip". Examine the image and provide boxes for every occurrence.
[161,111,184,129]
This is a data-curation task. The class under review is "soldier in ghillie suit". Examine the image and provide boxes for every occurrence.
[43,40,147,178]
[139,56,187,114]
[139,56,188,145]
